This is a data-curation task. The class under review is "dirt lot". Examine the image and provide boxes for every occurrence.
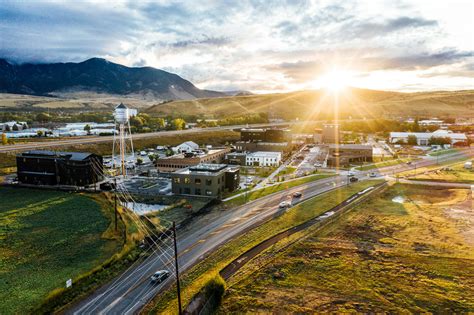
[219,184,474,313]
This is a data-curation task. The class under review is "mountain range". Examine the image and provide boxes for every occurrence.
[0,58,224,100]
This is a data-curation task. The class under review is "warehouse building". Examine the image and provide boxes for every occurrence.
[234,141,292,154]
[155,147,231,172]
[389,130,467,146]
[16,150,103,186]
[327,144,372,167]
[240,128,290,142]
[170,164,240,199]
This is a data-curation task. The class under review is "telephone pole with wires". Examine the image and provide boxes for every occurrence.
[172,221,183,315]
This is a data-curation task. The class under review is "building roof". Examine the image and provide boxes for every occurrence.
[390,130,467,140]
[175,163,234,176]
[247,151,282,158]
[328,144,372,150]
[19,150,97,161]
[178,141,199,149]
[116,103,127,109]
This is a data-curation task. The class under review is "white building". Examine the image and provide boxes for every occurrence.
[1,121,28,131]
[174,141,200,153]
[389,129,467,146]
[246,151,281,167]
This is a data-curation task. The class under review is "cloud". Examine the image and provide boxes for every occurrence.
[0,0,472,92]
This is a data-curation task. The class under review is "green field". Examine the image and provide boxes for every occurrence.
[355,158,413,171]
[0,187,122,314]
[409,160,474,183]
[145,180,382,313]
[219,184,474,313]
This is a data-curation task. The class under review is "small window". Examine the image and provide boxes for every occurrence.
[184,177,191,184]
[174,178,180,183]
[206,179,212,185]
[195,178,201,184]
[184,187,191,194]
[195,188,201,195]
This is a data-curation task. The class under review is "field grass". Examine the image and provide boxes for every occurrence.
[0,187,123,314]
[355,158,413,171]
[219,184,474,313]
[144,180,382,313]
[224,173,335,206]
[408,160,474,183]
[146,88,474,119]
[428,148,458,156]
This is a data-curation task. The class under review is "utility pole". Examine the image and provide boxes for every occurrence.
[172,222,183,315]
[114,177,118,231]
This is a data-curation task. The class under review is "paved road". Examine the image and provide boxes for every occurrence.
[0,122,291,153]
[69,148,474,314]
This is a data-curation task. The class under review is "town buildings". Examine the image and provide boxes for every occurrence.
[170,164,240,199]
[16,150,103,186]
[322,123,340,144]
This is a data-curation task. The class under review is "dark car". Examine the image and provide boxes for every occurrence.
[350,177,359,183]
[150,270,170,283]
[292,192,302,198]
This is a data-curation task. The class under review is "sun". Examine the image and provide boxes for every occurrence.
[316,69,353,93]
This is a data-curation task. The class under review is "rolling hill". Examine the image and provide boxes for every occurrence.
[0,58,224,100]
[145,88,474,119]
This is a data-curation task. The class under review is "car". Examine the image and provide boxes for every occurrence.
[292,192,302,198]
[140,151,147,156]
[348,171,356,177]
[350,177,359,183]
[406,161,412,165]
[279,201,291,209]
[314,163,322,167]
[369,172,377,177]
[150,270,170,283]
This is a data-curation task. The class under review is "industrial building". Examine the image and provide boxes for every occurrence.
[170,164,240,199]
[240,128,290,142]
[16,150,103,186]
[389,130,467,146]
[173,141,199,153]
[322,124,340,144]
[155,147,231,172]
[234,141,292,154]
[327,144,372,167]
[225,152,247,165]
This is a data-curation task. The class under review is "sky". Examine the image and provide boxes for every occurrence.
[0,0,473,93]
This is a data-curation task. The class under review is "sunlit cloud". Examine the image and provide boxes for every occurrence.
[0,0,472,92]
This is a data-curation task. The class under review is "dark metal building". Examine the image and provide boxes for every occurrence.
[16,150,103,187]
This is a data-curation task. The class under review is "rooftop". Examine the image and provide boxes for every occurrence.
[19,150,97,161]
[176,163,236,176]
[328,144,372,150]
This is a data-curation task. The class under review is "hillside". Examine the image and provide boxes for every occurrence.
[0,58,224,101]
[146,88,474,119]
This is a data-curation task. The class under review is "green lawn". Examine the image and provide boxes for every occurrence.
[0,187,121,314]
[355,158,412,171]
[219,184,474,313]
[225,173,335,206]
[145,180,382,313]
[428,148,458,156]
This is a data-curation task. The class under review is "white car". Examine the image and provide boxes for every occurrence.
[279,201,291,209]
[369,172,377,177]
[150,270,170,283]
[140,151,147,156]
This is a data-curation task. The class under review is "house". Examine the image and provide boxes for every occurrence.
[16,150,103,187]
[1,121,28,131]
[245,151,282,167]
[170,164,240,199]
[173,141,199,153]
[389,130,467,146]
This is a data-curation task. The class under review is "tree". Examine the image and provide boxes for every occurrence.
[136,158,143,165]
[407,135,418,145]
[170,118,186,130]
[37,130,43,137]
[1,133,7,145]
[84,124,91,134]
[35,112,50,122]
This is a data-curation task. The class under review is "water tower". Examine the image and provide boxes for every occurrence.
[112,103,135,177]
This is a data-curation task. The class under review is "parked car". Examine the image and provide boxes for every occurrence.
[140,151,147,156]
[279,201,291,209]
[150,270,170,283]
[350,177,359,183]
[369,172,377,177]
[292,192,302,198]
[348,171,356,177]
[406,161,412,165]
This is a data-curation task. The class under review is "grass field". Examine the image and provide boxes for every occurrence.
[355,158,413,171]
[0,187,122,314]
[146,88,474,119]
[144,180,382,313]
[219,184,474,313]
[428,148,459,156]
[408,160,474,183]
